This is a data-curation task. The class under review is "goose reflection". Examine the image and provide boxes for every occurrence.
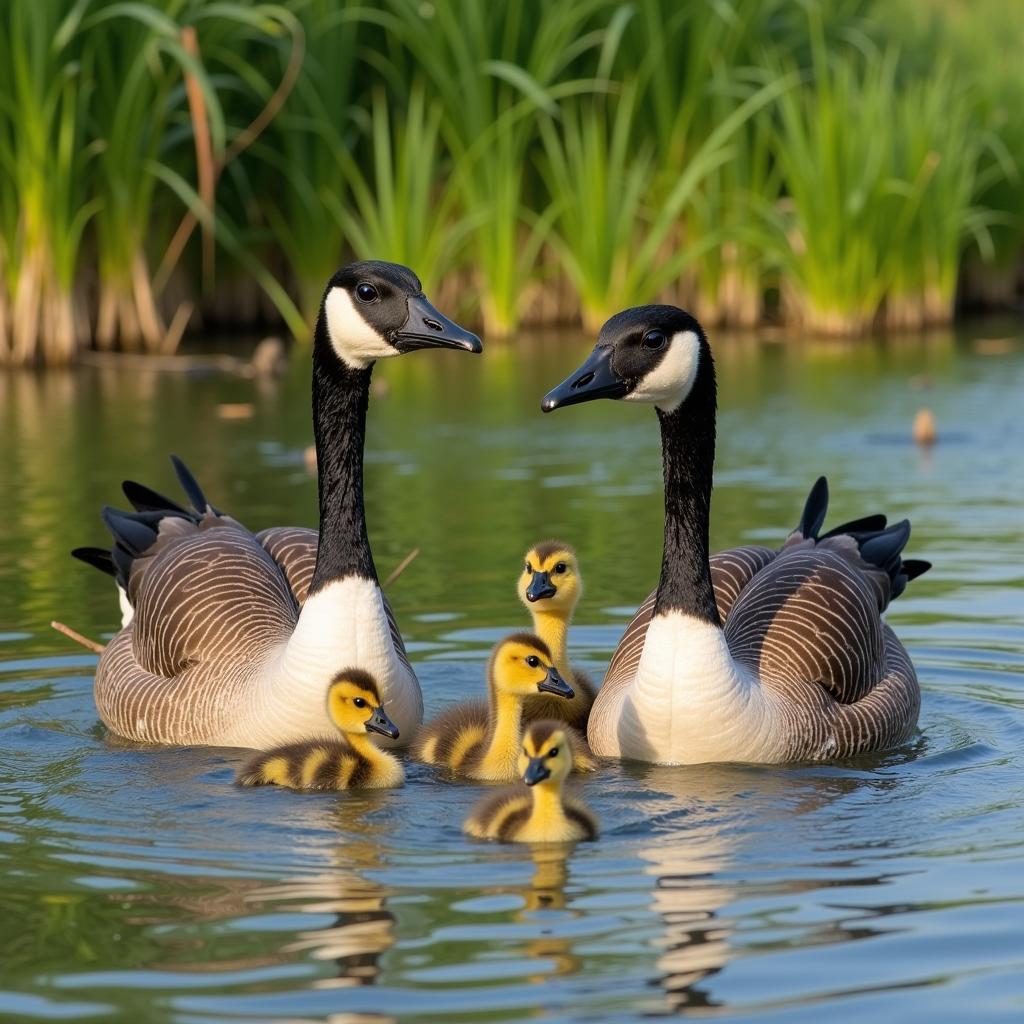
[634,765,739,1012]
[634,757,905,1013]
[244,796,396,996]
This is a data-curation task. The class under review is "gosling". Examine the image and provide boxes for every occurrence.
[517,541,596,731]
[413,633,573,782]
[464,721,598,843]
[237,669,403,791]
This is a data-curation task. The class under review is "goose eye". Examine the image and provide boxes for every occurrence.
[356,283,378,303]
[525,562,532,575]
[554,562,567,574]
[526,655,540,668]
[642,330,667,351]
[353,697,367,708]
[548,747,559,758]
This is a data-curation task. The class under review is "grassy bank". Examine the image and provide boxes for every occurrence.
[1,0,1021,364]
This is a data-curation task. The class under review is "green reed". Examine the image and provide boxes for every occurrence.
[1,0,1022,362]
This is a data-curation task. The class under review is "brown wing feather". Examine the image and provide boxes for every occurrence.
[724,545,885,705]
[256,526,318,604]
[95,524,298,745]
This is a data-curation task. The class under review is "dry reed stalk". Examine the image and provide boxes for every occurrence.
[181,26,216,290]
[51,621,106,654]
[154,20,305,295]
[383,548,420,588]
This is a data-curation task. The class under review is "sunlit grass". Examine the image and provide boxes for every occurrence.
[0,0,1022,362]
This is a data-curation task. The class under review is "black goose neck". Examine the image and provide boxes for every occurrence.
[309,345,377,592]
[653,355,720,625]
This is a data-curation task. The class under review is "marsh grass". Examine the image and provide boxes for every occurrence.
[0,2,96,364]
[0,0,1022,362]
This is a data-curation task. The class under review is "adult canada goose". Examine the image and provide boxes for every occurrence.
[464,721,598,842]
[542,305,930,765]
[72,261,481,749]
[517,542,596,730]
[237,668,403,790]
[413,633,575,782]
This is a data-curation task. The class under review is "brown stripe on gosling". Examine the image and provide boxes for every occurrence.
[495,804,531,841]
[530,540,575,562]
[523,719,563,750]
[565,804,597,840]
[331,667,381,700]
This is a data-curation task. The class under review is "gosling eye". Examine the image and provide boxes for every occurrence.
[526,655,541,668]
[525,562,533,575]
[548,747,559,758]
[642,329,667,351]
[353,697,367,708]
[554,562,567,574]
[356,282,378,303]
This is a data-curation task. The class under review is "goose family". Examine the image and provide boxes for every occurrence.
[237,668,404,790]
[517,541,596,730]
[464,721,598,842]
[542,305,929,765]
[72,261,481,749]
[413,633,576,781]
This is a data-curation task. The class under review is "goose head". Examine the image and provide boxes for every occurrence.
[318,260,482,370]
[327,668,400,740]
[517,541,581,615]
[519,721,573,786]
[489,633,574,700]
[541,305,711,415]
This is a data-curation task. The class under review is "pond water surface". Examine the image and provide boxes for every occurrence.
[1,324,1023,1022]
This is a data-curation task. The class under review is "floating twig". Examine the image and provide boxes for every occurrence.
[384,548,420,588]
[51,621,106,655]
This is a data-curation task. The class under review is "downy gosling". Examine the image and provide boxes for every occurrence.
[517,541,596,730]
[464,721,598,843]
[237,669,404,791]
[413,633,574,782]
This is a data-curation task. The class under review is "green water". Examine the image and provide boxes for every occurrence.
[1,325,1023,1022]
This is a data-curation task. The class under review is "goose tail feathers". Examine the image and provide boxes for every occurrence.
[791,477,930,601]
[73,456,223,595]
[793,476,829,540]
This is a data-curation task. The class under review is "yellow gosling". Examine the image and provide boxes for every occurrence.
[413,633,574,782]
[464,721,598,843]
[237,669,404,791]
[517,541,596,731]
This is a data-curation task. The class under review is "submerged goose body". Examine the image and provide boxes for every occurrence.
[543,306,929,765]
[73,262,481,749]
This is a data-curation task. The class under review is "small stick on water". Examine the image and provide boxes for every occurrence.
[51,621,106,655]
[383,548,420,588]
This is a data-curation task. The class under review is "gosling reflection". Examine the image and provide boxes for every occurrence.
[519,844,581,980]
[245,798,396,995]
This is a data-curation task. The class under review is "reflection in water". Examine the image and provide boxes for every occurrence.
[2,327,1022,1022]
[635,762,894,1013]
[246,799,396,997]
[519,845,581,981]
[637,769,739,1013]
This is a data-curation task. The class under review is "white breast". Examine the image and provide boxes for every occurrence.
[613,611,783,764]
[228,576,421,748]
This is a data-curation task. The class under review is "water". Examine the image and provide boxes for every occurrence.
[1,324,1023,1022]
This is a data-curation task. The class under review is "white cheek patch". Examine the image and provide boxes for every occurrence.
[325,288,395,369]
[624,330,701,412]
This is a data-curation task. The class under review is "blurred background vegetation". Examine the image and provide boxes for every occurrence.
[0,0,1021,364]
